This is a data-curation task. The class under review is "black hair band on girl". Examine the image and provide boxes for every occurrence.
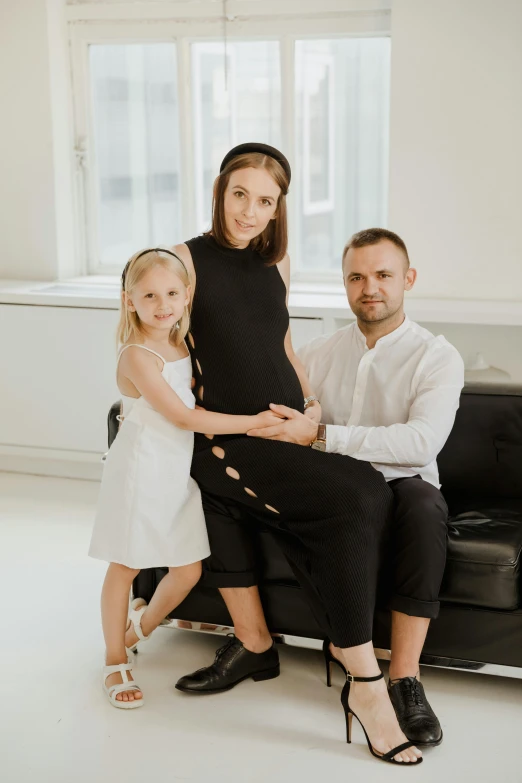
[220,142,291,185]
[121,248,189,289]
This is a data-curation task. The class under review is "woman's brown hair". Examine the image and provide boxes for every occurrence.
[207,152,289,266]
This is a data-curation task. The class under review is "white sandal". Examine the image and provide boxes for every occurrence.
[103,662,144,709]
[126,597,151,654]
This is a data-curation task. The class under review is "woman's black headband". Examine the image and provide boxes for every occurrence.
[220,142,291,184]
[121,248,188,290]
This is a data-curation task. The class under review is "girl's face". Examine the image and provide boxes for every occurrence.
[125,265,190,335]
[223,167,281,248]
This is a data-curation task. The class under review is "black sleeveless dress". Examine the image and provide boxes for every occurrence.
[186,234,392,648]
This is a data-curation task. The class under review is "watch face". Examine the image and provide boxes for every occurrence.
[311,440,326,452]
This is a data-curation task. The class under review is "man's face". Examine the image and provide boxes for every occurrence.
[343,239,416,324]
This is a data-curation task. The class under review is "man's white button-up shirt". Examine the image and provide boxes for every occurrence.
[297,316,465,488]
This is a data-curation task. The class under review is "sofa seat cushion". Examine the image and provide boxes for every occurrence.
[440,503,522,610]
[249,504,522,612]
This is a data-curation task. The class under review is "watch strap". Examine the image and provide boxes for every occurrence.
[310,423,327,450]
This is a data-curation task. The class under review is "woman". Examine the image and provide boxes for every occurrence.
[172,143,422,766]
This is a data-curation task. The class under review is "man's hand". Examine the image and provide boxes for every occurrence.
[247,404,319,446]
[304,400,322,424]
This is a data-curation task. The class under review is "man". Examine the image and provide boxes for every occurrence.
[247,227,464,746]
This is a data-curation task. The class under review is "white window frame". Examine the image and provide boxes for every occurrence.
[68,2,390,279]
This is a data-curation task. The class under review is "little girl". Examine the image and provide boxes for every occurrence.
[89,247,280,709]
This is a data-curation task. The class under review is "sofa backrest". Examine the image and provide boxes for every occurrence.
[438,383,522,500]
[107,383,522,501]
[108,402,120,449]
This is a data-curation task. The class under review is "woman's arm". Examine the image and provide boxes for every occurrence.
[119,348,280,435]
[276,254,321,422]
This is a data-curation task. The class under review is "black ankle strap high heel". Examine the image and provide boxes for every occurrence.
[341,673,423,766]
[322,638,347,686]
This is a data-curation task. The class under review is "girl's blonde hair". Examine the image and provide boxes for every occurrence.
[117,248,191,347]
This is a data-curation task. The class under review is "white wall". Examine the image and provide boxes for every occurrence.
[389,0,522,301]
[0,0,74,281]
[2,0,522,300]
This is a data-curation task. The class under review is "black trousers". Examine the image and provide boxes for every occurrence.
[201,474,448,623]
[381,475,448,620]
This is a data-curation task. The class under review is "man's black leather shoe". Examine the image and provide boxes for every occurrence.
[175,635,280,694]
[388,676,443,747]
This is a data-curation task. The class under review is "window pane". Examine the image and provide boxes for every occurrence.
[295,38,390,273]
[90,44,181,266]
[192,41,281,231]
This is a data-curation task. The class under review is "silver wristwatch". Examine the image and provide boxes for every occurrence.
[304,395,319,410]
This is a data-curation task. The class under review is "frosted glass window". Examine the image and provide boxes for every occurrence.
[191,41,281,231]
[86,37,389,275]
[90,44,181,266]
[295,38,390,273]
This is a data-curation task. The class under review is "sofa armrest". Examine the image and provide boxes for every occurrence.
[107,401,122,449]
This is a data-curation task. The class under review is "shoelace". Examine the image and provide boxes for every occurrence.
[404,678,423,707]
[214,634,239,664]
[391,676,424,707]
[190,635,238,676]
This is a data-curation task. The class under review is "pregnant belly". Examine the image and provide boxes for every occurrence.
[190,343,304,415]
[201,373,303,416]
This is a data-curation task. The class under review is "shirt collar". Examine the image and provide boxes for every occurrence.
[354,314,411,349]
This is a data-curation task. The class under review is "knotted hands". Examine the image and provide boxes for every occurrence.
[247,402,320,446]
[192,369,321,445]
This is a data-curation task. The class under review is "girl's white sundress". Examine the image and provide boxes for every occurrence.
[89,344,210,569]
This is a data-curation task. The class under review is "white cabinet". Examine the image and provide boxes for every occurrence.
[0,306,326,477]
[2,301,519,479]
[0,305,119,454]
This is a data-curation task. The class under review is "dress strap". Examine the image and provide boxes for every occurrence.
[117,344,167,367]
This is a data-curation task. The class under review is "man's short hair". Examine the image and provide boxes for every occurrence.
[342,228,410,269]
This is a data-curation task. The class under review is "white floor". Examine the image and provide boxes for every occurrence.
[1,472,521,783]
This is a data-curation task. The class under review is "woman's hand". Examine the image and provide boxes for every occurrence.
[304,401,322,424]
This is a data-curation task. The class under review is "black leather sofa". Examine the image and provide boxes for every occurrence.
[108,382,522,677]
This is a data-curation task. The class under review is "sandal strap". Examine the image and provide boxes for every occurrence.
[103,662,142,699]
[104,662,133,678]
[346,672,384,683]
[107,681,141,699]
[382,740,416,761]
[130,606,150,642]
[132,622,148,642]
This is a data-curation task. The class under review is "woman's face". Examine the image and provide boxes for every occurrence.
[223,167,281,248]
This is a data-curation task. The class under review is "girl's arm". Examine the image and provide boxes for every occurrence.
[119,348,279,435]
[276,254,322,423]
